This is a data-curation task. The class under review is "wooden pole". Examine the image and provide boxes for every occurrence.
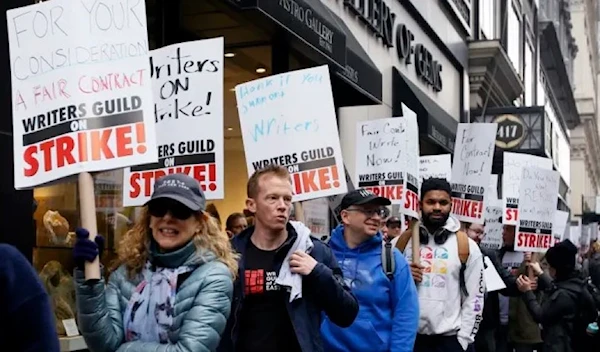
[411,218,420,263]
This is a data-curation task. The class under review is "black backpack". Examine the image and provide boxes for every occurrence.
[322,236,395,281]
[565,278,599,348]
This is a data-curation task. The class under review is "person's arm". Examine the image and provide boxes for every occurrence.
[306,242,358,327]
[522,290,574,325]
[115,264,233,352]
[75,267,126,352]
[390,250,419,352]
[1,245,60,352]
[457,245,485,351]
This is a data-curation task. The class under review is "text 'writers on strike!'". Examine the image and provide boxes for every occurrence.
[21,96,148,177]
[252,148,341,195]
[9,0,148,81]
[128,139,219,198]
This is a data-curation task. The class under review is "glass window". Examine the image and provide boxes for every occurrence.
[507,4,521,73]
[480,0,496,39]
[524,42,534,105]
[537,72,546,106]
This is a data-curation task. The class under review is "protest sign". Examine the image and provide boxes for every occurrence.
[236,65,347,201]
[480,199,503,250]
[514,167,560,252]
[552,210,569,246]
[122,38,224,206]
[8,0,156,189]
[302,198,330,241]
[355,109,420,218]
[502,152,552,225]
[328,165,354,224]
[488,174,498,202]
[450,123,496,224]
[419,154,451,187]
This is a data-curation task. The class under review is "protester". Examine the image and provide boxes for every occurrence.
[589,241,600,288]
[0,244,60,351]
[217,165,358,352]
[382,215,403,245]
[464,222,521,352]
[321,189,419,352]
[225,212,247,238]
[399,178,485,352]
[517,239,597,352]
[75,174,237,351]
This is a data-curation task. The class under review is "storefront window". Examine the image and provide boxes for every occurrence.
[524,42,534,105]
[507,4,521,74]
[479,0,496,39]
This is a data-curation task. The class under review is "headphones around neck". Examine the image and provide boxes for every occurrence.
[419,227,450,245]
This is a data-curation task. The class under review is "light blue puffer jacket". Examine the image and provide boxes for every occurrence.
[75,241,234,352]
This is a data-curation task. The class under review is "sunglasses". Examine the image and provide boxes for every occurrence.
[148,199,195,220]
[346,207,387,218]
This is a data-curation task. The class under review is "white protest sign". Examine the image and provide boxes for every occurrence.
[488,174,498,202]
[502,152,553,225]
[235,65,347,201]
[302,197,330,241]
[419,154,451,187]
[355,109,420,218]
[8,0,157,189]
[514,167,560,253]
[552,210,569,246]
[450,123,496,224]
[481,199,503,250]
[484,257,507,292]
[122,38,224,206]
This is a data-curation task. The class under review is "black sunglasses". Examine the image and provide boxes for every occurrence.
[148,199,195,220]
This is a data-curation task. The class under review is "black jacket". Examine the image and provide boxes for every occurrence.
[217,223,359,352]
[522,273,595,352]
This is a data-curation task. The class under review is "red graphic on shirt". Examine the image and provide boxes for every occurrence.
[244,269,265,295]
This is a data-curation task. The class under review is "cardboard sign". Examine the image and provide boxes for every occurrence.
[122,38,224,206]
[450,123,497,224]
[514,166,560,252]
[235,65,347,202]
[355,109,420,218]
[7,0,157,189]
[502,152,553,225]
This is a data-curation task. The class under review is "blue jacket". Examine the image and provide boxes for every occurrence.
[75,241,233,352]
[217,223,359,352]
[321,225,420,352]
[0,244,60,352]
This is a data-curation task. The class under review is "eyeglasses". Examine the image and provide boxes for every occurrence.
[345,207,387,218]
[148,199,195,220]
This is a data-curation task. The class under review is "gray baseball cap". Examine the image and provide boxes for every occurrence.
[149,174,206,211]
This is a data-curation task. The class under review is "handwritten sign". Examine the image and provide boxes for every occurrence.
[355,108,420,218]
[122,38,224,206]
[502,152,552,225]
[480,199,503,250]
[7,0,157,189]
[235,65,347,201]
[515,166,559,252]
[450,123,496,224]
[419,154,451,187]
[552,210,569,246]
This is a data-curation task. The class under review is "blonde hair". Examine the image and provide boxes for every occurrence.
[113,207,239,279]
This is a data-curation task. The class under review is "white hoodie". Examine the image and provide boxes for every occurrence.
[403,216,484,350]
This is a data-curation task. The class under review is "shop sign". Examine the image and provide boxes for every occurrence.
[492,114,526,150]
[338,0,444,92]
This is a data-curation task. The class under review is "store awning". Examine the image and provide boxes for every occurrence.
[392,68,458,153]
[230,0,382,105]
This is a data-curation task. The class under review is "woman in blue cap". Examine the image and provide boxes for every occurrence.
[74,173,237,352]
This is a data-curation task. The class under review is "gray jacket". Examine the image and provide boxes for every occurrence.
[75,242,233,352]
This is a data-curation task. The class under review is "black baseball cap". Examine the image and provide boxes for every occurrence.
[340,189,391,211]
[148,174,206,211]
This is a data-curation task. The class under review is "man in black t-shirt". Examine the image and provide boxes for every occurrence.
[217,165,358,352]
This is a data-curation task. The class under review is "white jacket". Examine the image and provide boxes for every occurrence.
[403,216,484,350]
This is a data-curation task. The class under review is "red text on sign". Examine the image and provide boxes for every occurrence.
[129,163,217,198]
[505,208,518,222]
[292,165,340,195]
[366,185,402,200]
[23,123,147,177]
[452,198,483,219]
[517,232,552,250]
[404,189,419,213]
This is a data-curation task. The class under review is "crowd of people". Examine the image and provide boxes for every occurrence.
[1,166,600,351]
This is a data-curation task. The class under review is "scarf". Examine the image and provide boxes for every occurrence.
[123,262,194,343]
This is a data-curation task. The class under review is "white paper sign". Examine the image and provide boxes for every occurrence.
[7,0,157,189]
[515,167,560,253]
[488,175,499,202]
[62,318,80,337]
[481,199,503,250]
[450,123,497,224]
[122,38,224,206]
[419,154,451,187]
[484,257,507,292]
[502,152,553,225]
[355,110,420,218]
[552,210,569,245]
[236,65,347,202]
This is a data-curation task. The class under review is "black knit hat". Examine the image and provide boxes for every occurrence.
[545,239,578,275]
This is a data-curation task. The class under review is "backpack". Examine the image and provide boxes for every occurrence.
[565,278,599,349]
[394,224,471,294]
[322,237,396,281]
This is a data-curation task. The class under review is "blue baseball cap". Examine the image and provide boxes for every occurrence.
[149,174,206,211]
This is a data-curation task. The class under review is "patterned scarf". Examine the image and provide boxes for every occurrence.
[123,262,194,343]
